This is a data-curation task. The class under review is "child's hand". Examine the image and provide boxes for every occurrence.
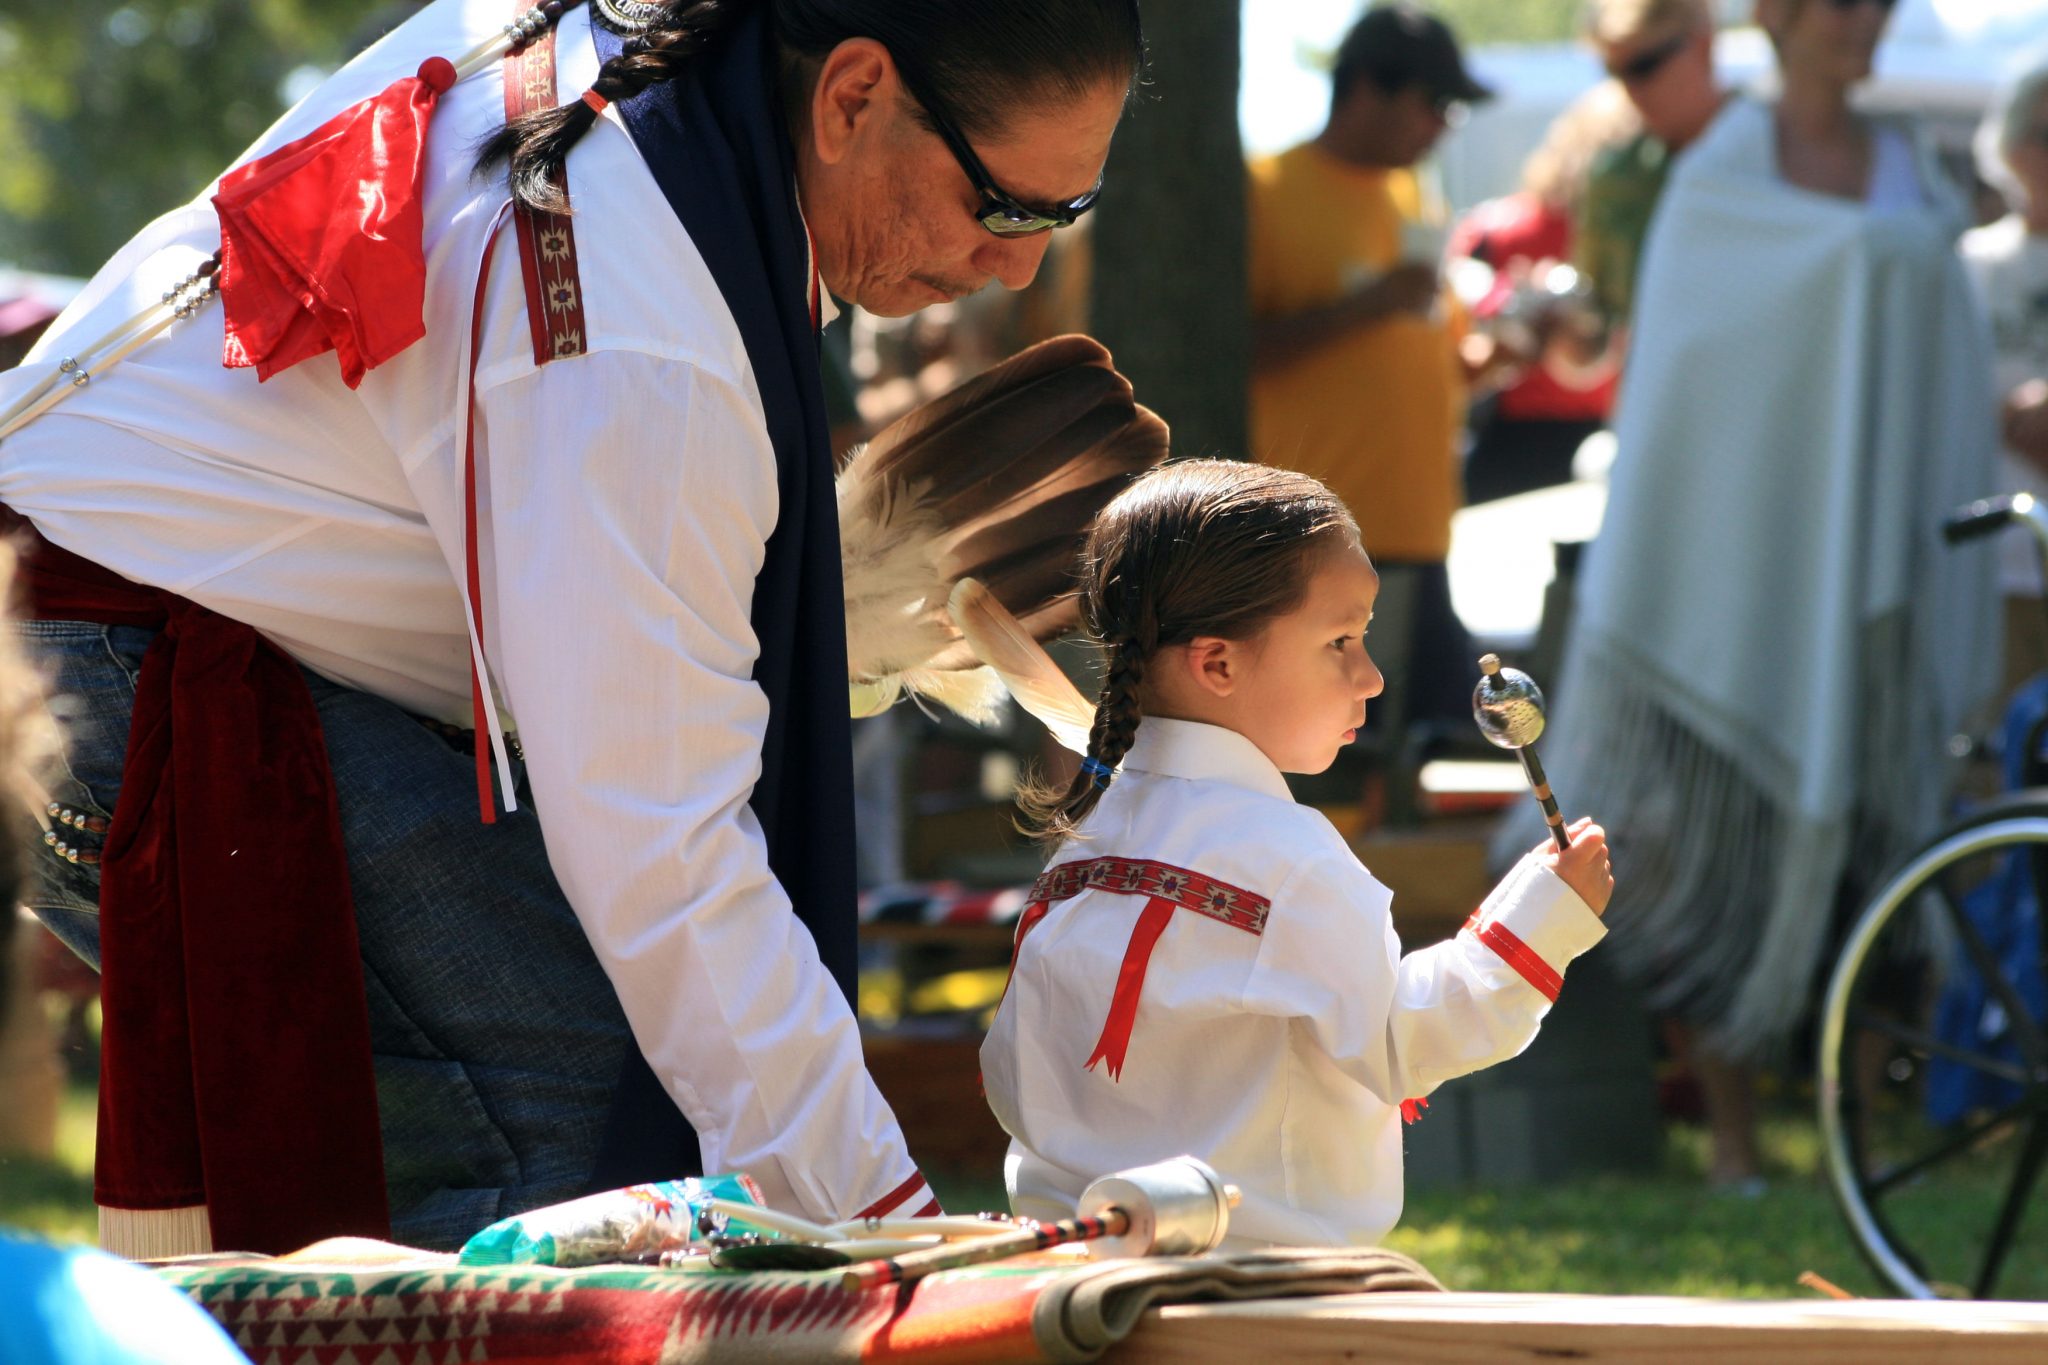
[1529,817,1612,916]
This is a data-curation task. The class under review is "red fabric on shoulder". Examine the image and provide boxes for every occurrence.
[213,58,456,388]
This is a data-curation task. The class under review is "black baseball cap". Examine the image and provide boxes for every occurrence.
[1332,4,1495,106]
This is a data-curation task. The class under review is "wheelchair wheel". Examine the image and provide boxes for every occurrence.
[1818,796,2048,1299]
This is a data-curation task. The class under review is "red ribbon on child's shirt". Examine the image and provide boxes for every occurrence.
[1083,896,1177,1081]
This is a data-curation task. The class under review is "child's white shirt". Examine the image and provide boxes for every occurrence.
[979,716,1606,1249]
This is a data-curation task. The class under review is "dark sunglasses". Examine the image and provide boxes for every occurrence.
[1607,30,1690,84]
[895,67,1104,237]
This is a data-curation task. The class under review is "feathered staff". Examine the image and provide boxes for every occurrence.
[839,334,1167,723]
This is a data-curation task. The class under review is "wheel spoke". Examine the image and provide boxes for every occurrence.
[1930,879,2048,1068]
[1849,1009,2031,1085]
[1868,1096,2033,1197]
[1974,1116,2048,1298]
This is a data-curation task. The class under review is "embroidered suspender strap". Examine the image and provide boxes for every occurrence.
[1027,857,1270,1082]
[503,12,590,363]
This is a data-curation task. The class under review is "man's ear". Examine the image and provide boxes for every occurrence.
[1184,636,1238,698]
[810,37,895,167]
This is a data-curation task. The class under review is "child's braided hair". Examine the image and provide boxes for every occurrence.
[1019,459,1360,846]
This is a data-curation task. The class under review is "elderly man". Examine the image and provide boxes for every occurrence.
[1578,0,1728,327]
[0,0,1142,1254]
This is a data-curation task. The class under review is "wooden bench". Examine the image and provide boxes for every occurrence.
[1109,1291,2048,1363]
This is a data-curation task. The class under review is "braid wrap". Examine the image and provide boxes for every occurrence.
[476,0,755,214]
[1017,629,1149,847]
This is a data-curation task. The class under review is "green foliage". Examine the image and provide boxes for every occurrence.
[1424,0,1587,48]
[0,0,418,276]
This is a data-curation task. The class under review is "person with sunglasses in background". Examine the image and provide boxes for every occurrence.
[1247,3,1502,756]
[0,0,1140,1260]
[1577,0,1727,334]
[1494,0,1992,1196]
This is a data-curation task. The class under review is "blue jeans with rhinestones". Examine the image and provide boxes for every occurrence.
[15,619,638,1250]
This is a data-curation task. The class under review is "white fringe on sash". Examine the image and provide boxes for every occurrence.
[100,1203,213,1260]
[1495,612,1943,1063]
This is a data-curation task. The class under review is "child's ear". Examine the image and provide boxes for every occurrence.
[1185,636,1237,698]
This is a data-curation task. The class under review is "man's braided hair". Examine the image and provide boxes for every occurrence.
[476,0,1145,217]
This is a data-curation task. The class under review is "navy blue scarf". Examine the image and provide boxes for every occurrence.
[586,8,859,1186]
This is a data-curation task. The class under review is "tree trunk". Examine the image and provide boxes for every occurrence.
[1088,0,1246,461]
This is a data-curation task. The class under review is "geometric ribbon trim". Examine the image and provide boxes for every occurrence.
[1028,856,1269,936]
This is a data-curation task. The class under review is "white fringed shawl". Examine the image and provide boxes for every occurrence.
[1495,97,2000,1059]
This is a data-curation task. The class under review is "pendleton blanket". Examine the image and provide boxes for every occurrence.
[155,1237,1441,1364]
[1494,96,2000,1059]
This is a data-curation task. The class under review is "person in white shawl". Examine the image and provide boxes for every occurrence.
[1495,0,1999,1185]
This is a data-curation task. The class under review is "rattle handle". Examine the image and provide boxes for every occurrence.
[840,1208,1131,1293]
[1517,747,1571,851]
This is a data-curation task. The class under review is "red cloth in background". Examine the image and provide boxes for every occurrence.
[1449,193,1617,424]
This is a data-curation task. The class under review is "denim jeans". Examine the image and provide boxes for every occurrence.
[17,620,637,1250]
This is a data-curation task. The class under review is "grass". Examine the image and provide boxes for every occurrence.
[1389,1117,1879,1298]
[932,1108,2048,1301]
[9,1073,2038,1301]
[1387,1114,2048,1300]
[0,1080,96,1245]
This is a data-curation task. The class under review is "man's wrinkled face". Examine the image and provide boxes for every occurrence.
[804,46,1126,318]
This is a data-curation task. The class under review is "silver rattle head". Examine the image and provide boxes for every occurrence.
[1472,653,1547,749]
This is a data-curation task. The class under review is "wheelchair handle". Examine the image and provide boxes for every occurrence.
[1946,491,2048,565]
[1944,493,2025,543]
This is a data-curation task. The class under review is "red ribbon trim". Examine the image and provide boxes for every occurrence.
[463,224,504,824]
[1019,859,1268,1084]
[1083,895,1177,1082]
[855,1171,934,1219]
[1473,920,1563,1003]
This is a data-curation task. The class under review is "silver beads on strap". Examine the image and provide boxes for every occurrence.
[43,802,106,866]
[161,254,223,321]
[504,1,566,47]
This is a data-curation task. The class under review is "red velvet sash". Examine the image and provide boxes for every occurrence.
[6,510,389,1251]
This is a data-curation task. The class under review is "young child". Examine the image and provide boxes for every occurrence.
[979,460,1612,1249]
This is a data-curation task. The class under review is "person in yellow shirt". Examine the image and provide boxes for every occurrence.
[1249,3,1492,732]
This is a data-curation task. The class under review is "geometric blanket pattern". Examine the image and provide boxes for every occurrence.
[163,1251,1084,1364]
